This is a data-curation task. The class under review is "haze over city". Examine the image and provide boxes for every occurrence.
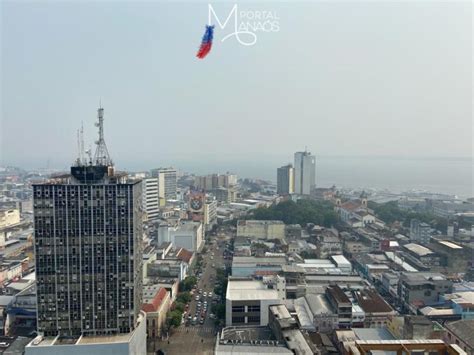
[2,1,471,173]
[2,1,474,355]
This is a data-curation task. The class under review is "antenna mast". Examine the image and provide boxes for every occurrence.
[76,129,81,166]
[80,122,85,164]
[93,106,112,166]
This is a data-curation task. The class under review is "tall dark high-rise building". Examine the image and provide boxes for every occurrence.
[277,164,294,195]
[33,107,143,337]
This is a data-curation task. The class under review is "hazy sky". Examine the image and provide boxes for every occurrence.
[1,1,472,172]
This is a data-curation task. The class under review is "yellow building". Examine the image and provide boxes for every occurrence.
[142,287,171,339]
[0,209,20,229]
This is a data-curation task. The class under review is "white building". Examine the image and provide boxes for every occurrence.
[157,221,203,252]
[225,278,284,327]
[203,198,217,231]
[25,311,146,355]
[294,151,315,195]
[331,255,352,274]
[143,178,160,220]
[336,199,377,228]
[151,167,177,200]
[0,209,20,229]
[409,219,431,245]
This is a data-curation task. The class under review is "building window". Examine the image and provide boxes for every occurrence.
[247,305,260,312]
[232,306,245,313]
[232,316,245,324]
[247,316,260,323]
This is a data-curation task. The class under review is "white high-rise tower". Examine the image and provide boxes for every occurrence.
[294,150,315,195]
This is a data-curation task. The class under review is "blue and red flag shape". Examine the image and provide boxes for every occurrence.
[196,25,215,59]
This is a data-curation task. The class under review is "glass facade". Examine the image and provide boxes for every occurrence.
[33,169,143,337]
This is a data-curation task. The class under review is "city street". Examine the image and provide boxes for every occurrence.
[152,231,229,355]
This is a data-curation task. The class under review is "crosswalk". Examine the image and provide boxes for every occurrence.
[174,326,215,334]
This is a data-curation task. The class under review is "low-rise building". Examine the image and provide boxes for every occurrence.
[142,287,170,339]
[398,272,453,312]
[381,271,400,297]
[157,221,203,252]
[145,279,179,304]
[402,243,441,267]
[294,293,337,333]
[326,285,352,328]
[354,289,396,328]
[213,187,237,203]
[268,305,315,354]
[237,220,285,240]
[305,275,366,292]
[231,256,287,277]
[5,281,36,336]
[280,265,306,299]
[0,209,20,229]
[25,311,147,355]
[225,278,284,327]
[343,240,371,255]
[410,219,431,245]
[331,255,352,274]
[443,319,474,354]
[315,229,342,258]
[436,291,474,320]
[215,326,292,355]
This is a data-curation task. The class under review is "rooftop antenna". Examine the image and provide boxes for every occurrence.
[75,122,86,166]
[86,147,93,165]
[76,128,81,166]
[80,121,85,164]
[93,104,112,166]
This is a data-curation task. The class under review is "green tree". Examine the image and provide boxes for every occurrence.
[179,276,197,292]
[214,268,228,298]
[369,200,447,232]
[174,302,185,313]
[176,291,192,304]
[212,304,226,320]
[249,199,338,227]
[166,310,183,328]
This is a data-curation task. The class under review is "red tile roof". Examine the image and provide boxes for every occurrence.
[340,201,362,211]
[142,287,168,313]
[176,248,193,264]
